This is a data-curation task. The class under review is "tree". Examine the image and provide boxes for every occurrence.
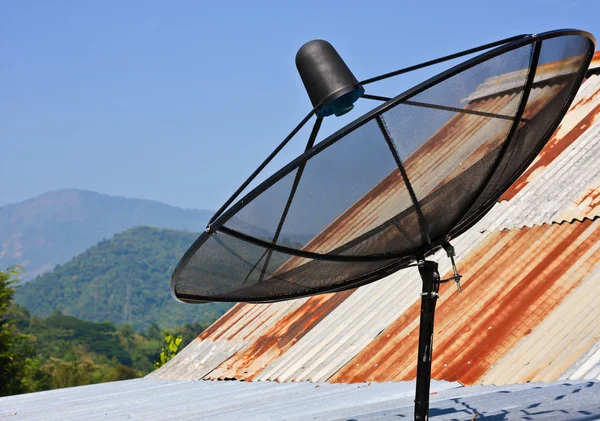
[154,331,182,369]
[0,267,36,396]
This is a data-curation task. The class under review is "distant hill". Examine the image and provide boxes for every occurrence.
[14,226,233,330]
[0,189,213,281]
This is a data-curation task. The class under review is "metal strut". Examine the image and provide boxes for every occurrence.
[414,259,440,421]
[441,243,462,291]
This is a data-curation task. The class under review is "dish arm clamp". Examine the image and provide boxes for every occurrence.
[436,242,462,292]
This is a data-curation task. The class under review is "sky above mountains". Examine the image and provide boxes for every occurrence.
[3,0,600,210]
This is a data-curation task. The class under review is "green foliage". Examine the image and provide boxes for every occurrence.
[15,226,232,331]
[154,331,183,369]
[21,357,52,392]
[0,267,39,396]
[16,311,144,390]
[2,301,206,395]
[26,312,133,366]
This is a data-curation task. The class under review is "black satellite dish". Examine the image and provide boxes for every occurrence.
[172,30,595,420]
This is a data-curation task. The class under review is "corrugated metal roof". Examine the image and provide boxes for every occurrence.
[254,228,490,383]
[151,299,310,380]
[332,218,600,385]
[1,378,599,420]
[207,289,354,380]
[483,261,600,385]
[153,51,600,388]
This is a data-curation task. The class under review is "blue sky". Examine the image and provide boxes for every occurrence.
[2,0,598,210]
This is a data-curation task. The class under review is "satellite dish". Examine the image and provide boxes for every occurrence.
[172,29,595,420]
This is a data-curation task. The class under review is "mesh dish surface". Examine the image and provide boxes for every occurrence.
[173,31,595,303]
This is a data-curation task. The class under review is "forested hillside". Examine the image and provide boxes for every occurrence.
[15,226,232,330]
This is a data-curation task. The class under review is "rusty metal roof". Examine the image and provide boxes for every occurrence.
[152,51,600,387]
[332,218,600,385]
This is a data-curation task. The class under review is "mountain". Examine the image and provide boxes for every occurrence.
[0,189,213,281]
[14,226,233,331]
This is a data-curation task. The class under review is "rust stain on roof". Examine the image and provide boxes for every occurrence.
[576,187,600,208]
[556,186,600,224]
[432,220,598,384]
[331,219,600,385]
[200,302,287,343]
[208,289,354,380]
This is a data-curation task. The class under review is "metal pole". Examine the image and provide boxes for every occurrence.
[414,260,440,421]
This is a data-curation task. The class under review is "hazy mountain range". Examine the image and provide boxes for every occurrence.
[0,189,213,281]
